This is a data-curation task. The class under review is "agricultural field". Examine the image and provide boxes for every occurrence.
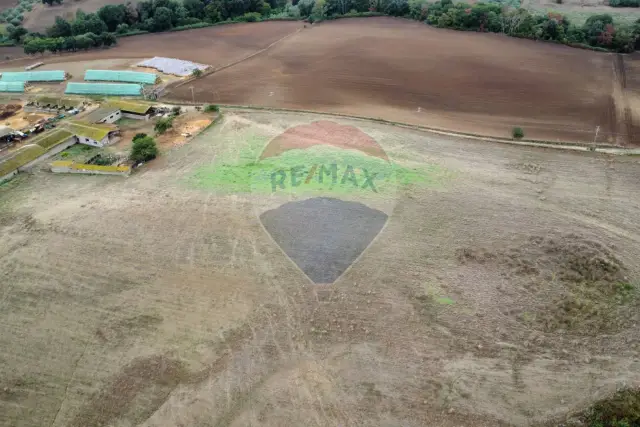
[21,0,135,32]
[165,17,633,144]
[0,18,637,144]
[1,110,640,426]
[520,0,640,25]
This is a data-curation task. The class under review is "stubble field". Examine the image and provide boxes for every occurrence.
[1,110,640,427]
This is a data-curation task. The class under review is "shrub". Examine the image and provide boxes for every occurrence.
[133,132,147,142]
[89,153,117,165]
[171,22,213,31]
[115,23,129,34]
[130,135,158,163]
[512,127,524,139]
[191,68,202,78]
[204,104,219,112]
[582,388,640,427]
[171,106,181,115]
[236,12,262,22]
[154,117,173,134]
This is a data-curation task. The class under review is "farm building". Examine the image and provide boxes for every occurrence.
[0,145,46,182]
[0,70,65,82]
[32,129,75,151]
[65,82,143,96]
[84,70,157,85]
[31,96,82,111]
[106,99,152,120]
[64,121,118,147]
[84,107,121,124]
[0,82,25,92]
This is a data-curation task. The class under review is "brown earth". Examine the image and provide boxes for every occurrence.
[22,0,138,32]
[167,17,624,145]
[0,18,632,145]
[1,110,640,427]
[0,0,17,11]
[0,21,303,66]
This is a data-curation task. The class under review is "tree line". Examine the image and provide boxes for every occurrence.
[11,0,640,55]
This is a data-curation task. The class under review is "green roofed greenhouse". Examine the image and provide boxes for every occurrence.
[0,71,65,82]
[0,82,25,92]
[65,82,142,96]
[84,70,157,85]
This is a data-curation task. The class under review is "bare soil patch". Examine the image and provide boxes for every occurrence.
[170,17,620,144]
[1,21,303,67]
[1,111,639,427]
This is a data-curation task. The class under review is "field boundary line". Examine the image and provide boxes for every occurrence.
[172,27,303,90]
[161,101,640,155]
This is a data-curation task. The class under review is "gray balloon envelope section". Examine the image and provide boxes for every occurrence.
[259,197,388,284]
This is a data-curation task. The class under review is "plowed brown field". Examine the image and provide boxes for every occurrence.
[1,21,304,67]
[169,18,622,144]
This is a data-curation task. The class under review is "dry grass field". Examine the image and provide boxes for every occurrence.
[1,110,640,427]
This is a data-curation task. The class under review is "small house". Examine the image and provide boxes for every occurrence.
[65,121,119,148]
[105,100,152,120]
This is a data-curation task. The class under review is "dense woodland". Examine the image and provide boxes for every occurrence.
[3,0,639,55]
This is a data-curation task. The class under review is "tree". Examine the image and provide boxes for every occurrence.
[116,23,129,33]
[204,104,220,112]
[310,0,325,20]
[184,0,205,18]
[154,117,173,134]
[384,0,408,16]
[7,25,27,42]
[153,6,173,31]
[130,135,158,163]
[71,18,88,35]
[47,16,72,37]
[74,34,93,50]
[204,1,223,22]
[98,4,126,32]
[133,133,148,142]
[512,127,524,139]
[84,13,108,34]
[102,32,116,46]
[191,68,203,78]
[298,0,314,16]
[62,36,76,51]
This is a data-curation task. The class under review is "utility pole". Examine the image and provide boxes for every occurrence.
[592,125,600,151]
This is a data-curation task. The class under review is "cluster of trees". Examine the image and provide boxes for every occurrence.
[23,31,116,53]
[411,0,640,52]
[0,0,34,25]
[295,0,640,52]
[43,0,285,39]
[609,0,639,7]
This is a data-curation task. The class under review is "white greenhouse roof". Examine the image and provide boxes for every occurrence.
[136,57,208,77]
